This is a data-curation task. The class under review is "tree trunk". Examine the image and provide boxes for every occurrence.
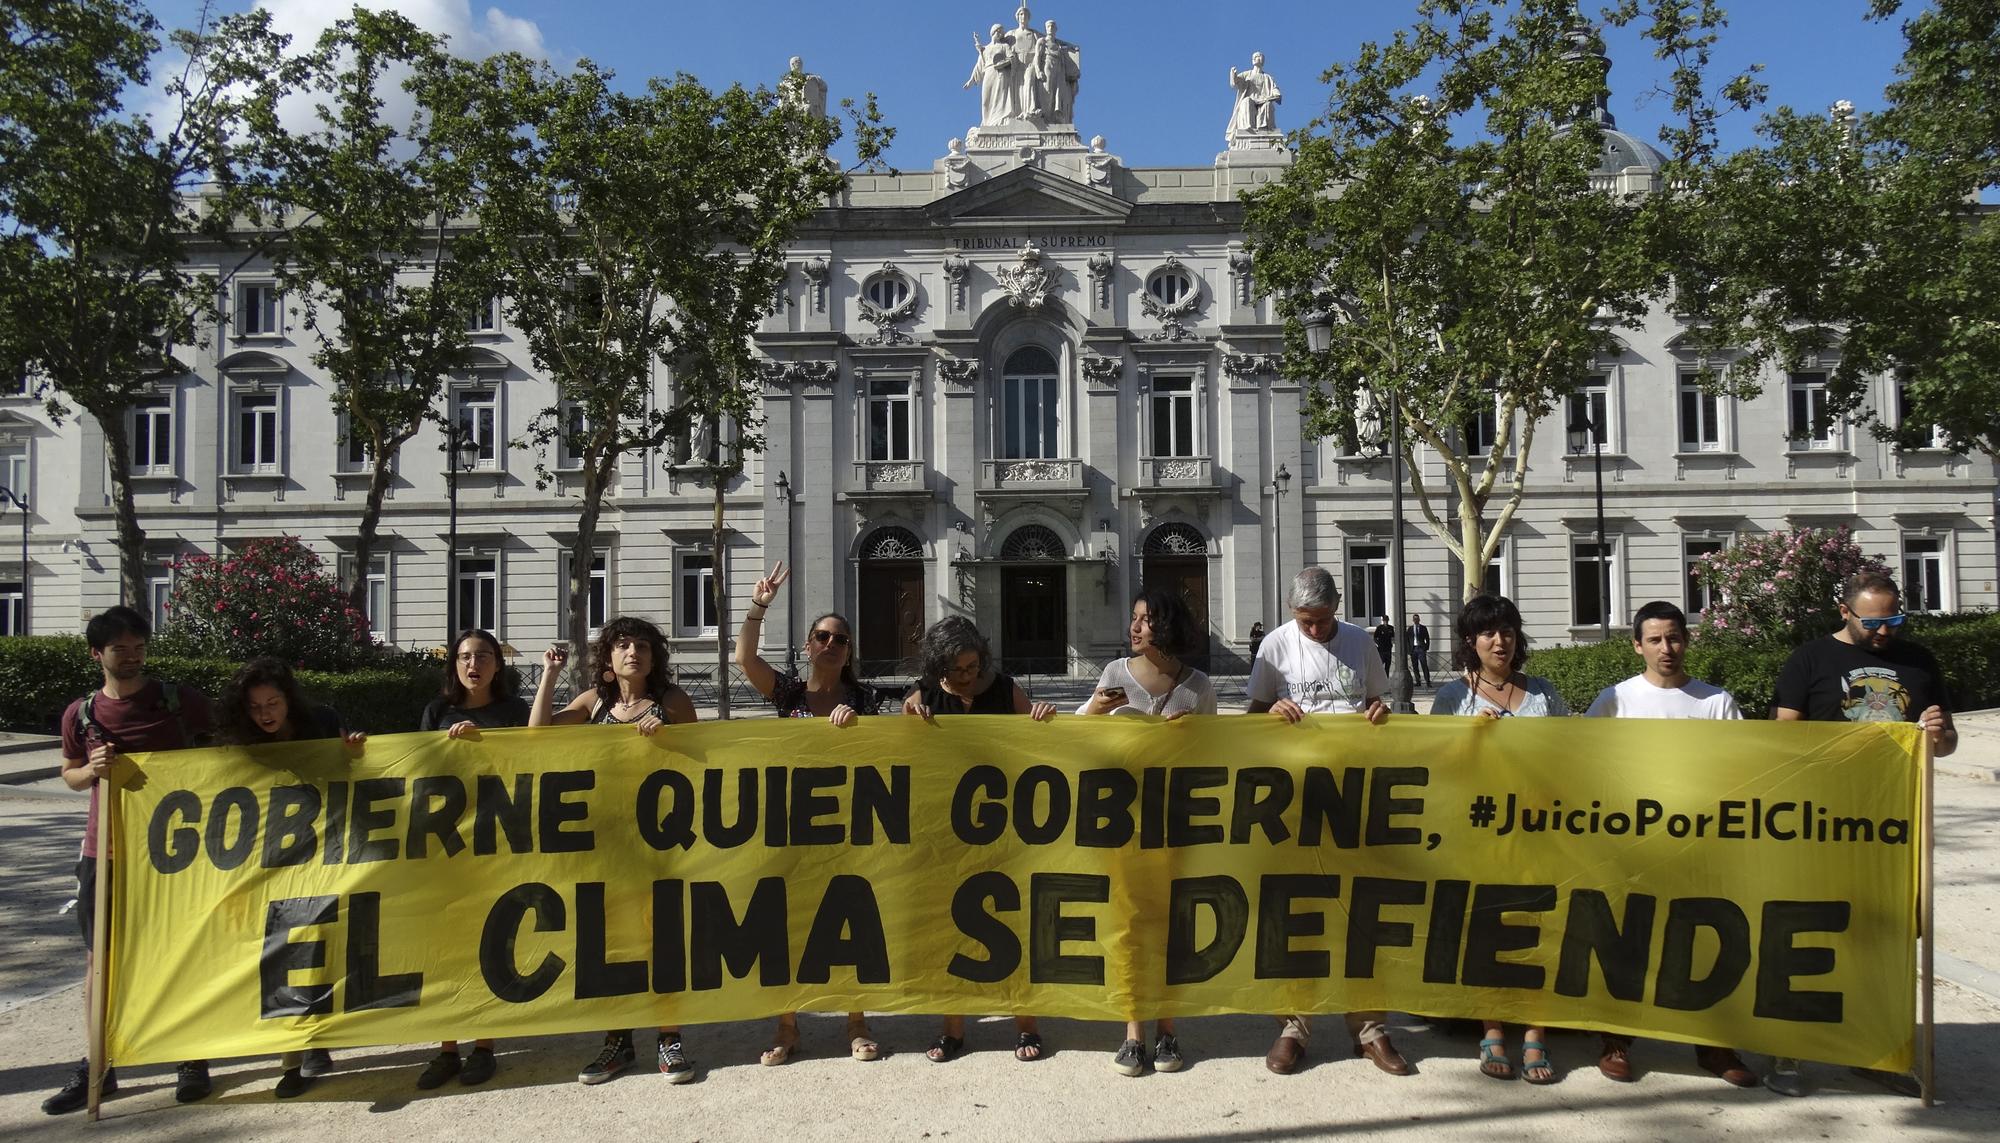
[95,411,151,619]
[345,429,412,617]
[565,454,617,696]
[710,469,730,719]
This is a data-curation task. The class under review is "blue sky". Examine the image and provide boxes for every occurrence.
[146,1,1915,170]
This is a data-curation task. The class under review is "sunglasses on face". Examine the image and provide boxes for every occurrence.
[1856,613,1907,632]
[810,629,851,647]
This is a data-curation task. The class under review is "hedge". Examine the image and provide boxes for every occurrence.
[0,636,448,736]
[1529,611,2000,717]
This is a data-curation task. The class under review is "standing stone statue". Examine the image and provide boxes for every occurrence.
[1005,6,1044,122]
[783,55,827,120]
[1227,52,1283,146]
[1036,19,1080,125]
[966,23,1022,125]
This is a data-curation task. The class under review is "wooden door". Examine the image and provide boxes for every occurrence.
[1001,565,1068,675]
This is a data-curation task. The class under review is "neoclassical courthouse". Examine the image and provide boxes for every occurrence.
[10,13,1997,680]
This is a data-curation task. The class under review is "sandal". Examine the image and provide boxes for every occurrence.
[1521,1040,1557,1085]
[760,1025,800,1067]
[1478,1037,1515,1080]
[847,1017,880,1062]
[925,1034,964,1064]
[1014,1031,1044,1062]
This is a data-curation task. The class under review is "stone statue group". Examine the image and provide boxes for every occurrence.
[965,5,1080,128]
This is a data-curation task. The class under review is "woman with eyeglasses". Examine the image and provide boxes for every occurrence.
[411,628,530,1090]
[734,560,883,1065]
[899,615,1056,1064]
[1077,589,1216,1076]
[531,616,700,1086]
[1427,594,1567,1085]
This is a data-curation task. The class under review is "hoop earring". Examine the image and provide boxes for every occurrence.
[601,669,615,684]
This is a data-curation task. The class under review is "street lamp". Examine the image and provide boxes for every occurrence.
[0,486,27,634]
[774,469,795,676]
[1567,408,1611,641]
[442,415,481,643]
[1270,462,1291,618]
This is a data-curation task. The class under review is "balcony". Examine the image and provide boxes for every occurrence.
[1138,455,1213,488]
[980,457,1084,490]
[848,459,929,493]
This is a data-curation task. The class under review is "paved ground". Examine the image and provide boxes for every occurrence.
[1,708,1995,1140]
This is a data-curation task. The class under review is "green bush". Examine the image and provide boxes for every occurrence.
[1911,612,2000,711]
[0,637,445,735]
[159,536,377,670]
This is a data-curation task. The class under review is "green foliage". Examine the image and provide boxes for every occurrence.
[1692,526,1891,645]
[1245,0,1756,603]
[1913,611,2000,713]
[0,638,440,734]
[159,536,377,670]
[1527,637,1640,713]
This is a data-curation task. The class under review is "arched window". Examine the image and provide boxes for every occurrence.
[862,526,922,561]
[1144,522,1207,556]
[1146,264,1194,305]
[1000,524,1065,561]
[1001,346,1060,459]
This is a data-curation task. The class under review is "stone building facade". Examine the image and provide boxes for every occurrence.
[8,23,1996,684]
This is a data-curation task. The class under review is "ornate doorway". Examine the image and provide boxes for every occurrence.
[998,524,1068,675]
[1141,522,1210,672]
[856,526,925,678]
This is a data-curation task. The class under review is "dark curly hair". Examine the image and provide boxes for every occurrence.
[1132,589,1199,658]
[440,628,521,706]
[918,615,991,683]
[217,656,316,745]
[591,615,675,705]
[1452,594,1530,673]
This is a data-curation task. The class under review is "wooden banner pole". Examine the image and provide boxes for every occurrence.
[1919,742,1936,1108]
[85,763,116,1121]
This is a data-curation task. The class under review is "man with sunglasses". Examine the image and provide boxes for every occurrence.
[1767,569,1954,1097]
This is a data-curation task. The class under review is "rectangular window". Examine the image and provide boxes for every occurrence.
[558,402,589,470]
[1567,381,1611,451]
[1685,538,1725,617]
[1788,372,1838,449]
[677,554,718,636]
[1903,536,1946,614]
[465,296,500,333]
[1572,539,1618,628]
[1149,376,1196,458]
[1481,542,1507,599]
[1896,376,1947,448]
[1463,400,1498,456]
[0,581,21,636]
[340,416,372,471]
[130,394,174,471]
[867,379,913,462]
[455,388,498,466]
[239,284,281,336]
[456,556,498,632]
[147,567,173,629]
[1002,375,1059,459]
[1678,374,1721,451]
[339,554,389,640]
[1346,544,1390,628]
[234,391,280,471]
[0,446,27,501]
[589,554,608,633]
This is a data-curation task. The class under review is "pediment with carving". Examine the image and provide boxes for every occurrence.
[925,166,1132,225]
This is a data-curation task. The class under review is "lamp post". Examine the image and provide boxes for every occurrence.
[0,486,27,634]
[1567,409,1611,641]
[774,469,795,676]
[442,416,480,644]
[1270,462,1291,617]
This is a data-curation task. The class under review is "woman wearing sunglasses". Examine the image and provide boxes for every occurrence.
[1427,593,1567,1085]
[733,559,883,1065]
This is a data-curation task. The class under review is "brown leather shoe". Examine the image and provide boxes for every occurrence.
[1696,1047,1759,1088]
[1265,1030,1305,1075]
[1598,1044,1635,1082]
[1355,1036,1414,1076]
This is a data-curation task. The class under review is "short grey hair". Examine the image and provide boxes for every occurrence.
[1288,567,1339,611]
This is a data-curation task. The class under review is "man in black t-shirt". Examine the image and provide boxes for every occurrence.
[1766,570,1955,1099]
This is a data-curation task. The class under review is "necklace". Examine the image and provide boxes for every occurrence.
[1474,671,1514,705]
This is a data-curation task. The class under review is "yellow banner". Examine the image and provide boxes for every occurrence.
[105,715,1922,1070]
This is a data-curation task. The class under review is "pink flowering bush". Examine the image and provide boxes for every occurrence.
[160,536,379,669]
[1692,526,1890,645]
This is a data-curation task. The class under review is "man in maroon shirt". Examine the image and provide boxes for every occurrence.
[43,605,214,1116]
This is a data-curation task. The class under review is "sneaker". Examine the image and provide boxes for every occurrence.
[1112,1038,1148,1076]
[460,1045,497,1086]
[42,1059,115,1115]
[175,1060,211,1103]
[578,1032,635,1085]
[1152,1034,1184,1073]
[1764,1056,1808,1098]
[658,1038,696,1084]
[274,1068,311,1100]
[415,1051,461,1090]
[298,1048,334,1079]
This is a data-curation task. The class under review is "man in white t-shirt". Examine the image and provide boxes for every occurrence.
[1245,568,1406,1077]
[1584,600,1759,1090]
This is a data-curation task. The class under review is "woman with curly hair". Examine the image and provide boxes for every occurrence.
[1428,594,1567,1085]
[900,615,1055,1063]
[530,615,700,1085]
[733,560,883,1064]
[216,656,365,1099]
[1078,588,1216,1076]
[411,627,529,1089]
